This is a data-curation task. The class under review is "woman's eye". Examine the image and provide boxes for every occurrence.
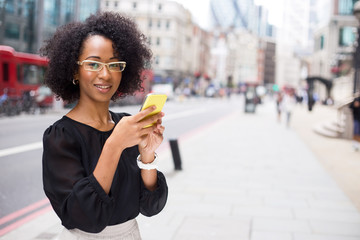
[109,63,119,68]
[89,63,100,69]
[85,62,100,70]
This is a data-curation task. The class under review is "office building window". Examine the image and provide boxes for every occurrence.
[5,0,15,14]
[158,4,162,11]
[114,1,118,7]
[157,20,161,28]
[62,0,75,23]
[339,27,355,46]
[148,19,152,28]
[315,35,325,51]
[78,0,100,21]
[23,0,35,18]
[166,20,170,30]
[5,23,20,39]
[338,0,357,15]
[133,2,137,9]
[156,37,160,45]
[320,35,324,49]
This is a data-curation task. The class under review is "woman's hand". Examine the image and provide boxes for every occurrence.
[138,117,165,161]
[108,106,164,152]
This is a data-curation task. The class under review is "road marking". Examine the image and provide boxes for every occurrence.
[0,198,49,226]
[0,142,42,158]
[0,205,52,237]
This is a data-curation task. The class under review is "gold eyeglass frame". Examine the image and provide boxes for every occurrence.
[77,60,126,72]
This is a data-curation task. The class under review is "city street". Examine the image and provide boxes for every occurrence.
[0,96,240,236]
[2,0,360,239]
[1,95,360,239]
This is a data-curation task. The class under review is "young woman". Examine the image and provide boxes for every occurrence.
[41,12,168,239]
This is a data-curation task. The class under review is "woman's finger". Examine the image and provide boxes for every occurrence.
[139,124,157,136]
[149,121,164,135]
[156,118,163,125]
[134,105,157,122]
[156,125,165,135]
[140,112,164,128]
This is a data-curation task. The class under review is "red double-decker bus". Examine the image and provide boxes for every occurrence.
[0,45,52,115]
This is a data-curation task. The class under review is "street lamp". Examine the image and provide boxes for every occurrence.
[353,1,360,94]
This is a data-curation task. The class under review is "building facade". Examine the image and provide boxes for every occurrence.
[102,0,212,89]
[209,0,276,87]
[275,0,312,90]
[310,0,357,101]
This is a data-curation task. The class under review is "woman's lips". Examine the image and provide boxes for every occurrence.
[94,84,111,93]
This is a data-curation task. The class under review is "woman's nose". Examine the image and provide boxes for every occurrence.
[98,65,111,79]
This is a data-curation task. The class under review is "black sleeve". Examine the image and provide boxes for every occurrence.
[114,111,169,217]
[42,124,114,233]
[139,171,168,217]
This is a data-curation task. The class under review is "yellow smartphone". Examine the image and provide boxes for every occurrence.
[139,94,167,128]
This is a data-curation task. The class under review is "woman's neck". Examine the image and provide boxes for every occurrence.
[66,100,114,131]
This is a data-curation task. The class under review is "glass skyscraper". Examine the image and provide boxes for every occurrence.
[0,0,100,53]
[210,0,255,30]
[209,0,272,37]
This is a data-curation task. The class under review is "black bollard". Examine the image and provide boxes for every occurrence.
[169,139,182,170]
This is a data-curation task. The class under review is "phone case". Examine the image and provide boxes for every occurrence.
[140,94,167,128]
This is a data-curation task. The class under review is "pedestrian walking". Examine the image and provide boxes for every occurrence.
[281,91,297,128]
[349,96,360,151]
[275,92,283,122]
[40,12,168,239]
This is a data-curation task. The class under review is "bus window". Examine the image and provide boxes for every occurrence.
[2,63,9,82]
[17,64,44,85]
[38,66,47,84]
[24,65,38,84]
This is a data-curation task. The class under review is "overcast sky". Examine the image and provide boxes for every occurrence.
[172,0,283,29]
[172,0,211,29]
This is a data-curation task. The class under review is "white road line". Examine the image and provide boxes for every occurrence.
[0,142,42,158]
[0,108,211,158]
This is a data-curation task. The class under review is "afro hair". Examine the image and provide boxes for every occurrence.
[40,11,152,103]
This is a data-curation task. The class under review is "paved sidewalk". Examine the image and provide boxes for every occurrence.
[291,103,360,213]
[2,98,360,240]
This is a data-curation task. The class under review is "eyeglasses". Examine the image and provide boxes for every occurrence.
[77,60,126,72]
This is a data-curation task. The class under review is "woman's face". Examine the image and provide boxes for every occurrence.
[76,35,122,104]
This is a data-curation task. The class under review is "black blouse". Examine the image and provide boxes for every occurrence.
[42,111,168,233]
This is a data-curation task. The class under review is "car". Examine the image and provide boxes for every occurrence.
[151,83,174,100]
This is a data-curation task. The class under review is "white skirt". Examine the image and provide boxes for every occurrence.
[56,219,142,240]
